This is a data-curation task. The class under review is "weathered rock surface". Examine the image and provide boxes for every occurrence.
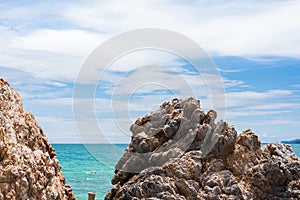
[105,97,300,200]
[0,79,75,200]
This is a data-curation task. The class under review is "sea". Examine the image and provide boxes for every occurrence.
[53,144,300,200]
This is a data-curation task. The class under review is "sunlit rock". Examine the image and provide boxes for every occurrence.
[0,79,75,200]
[106,97,300,200]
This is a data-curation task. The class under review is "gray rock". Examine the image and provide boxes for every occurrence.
[105,97,300,200]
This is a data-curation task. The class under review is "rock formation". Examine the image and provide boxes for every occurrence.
[105,97,300,200]
[0,79,75,200]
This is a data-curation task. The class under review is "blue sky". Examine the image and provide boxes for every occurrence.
[0,0,299,143]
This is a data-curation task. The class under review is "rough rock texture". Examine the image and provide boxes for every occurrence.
[105,97,300,200]
[0,79,75,200]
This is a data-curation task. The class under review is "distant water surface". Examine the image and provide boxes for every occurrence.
[53,144,300,200]
[291,144,300,157]
[53,144,127,200]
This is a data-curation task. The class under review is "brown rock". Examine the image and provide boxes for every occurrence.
[0,78,75,200]
[237,129,261,151]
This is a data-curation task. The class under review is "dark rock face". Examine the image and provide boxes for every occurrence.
[0,79,75,200]
[105,97,300,200]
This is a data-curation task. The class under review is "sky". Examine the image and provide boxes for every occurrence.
[0,0,299,143]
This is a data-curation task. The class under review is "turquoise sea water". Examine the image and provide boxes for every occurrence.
[53,144,127,200]
[53,144,300,200]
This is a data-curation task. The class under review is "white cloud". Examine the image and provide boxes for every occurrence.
[223,78,249,88]
[46,81,67,88]
[1,1,300,143]
[0,47,80,82]
[11,29,108,58]
[224,89,298,118]
[225,90,294,108]
[249,103,300,111]
[36,116,79,143]
[245,119,300,126]
[30,98,73,106]
[291,84,300,88]
[1,0,299,83]
[226,109,290,118]
[217,68,246,73]
[107,50,183,72]
[64,0,300,57]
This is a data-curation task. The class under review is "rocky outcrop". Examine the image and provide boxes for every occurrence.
[105,97,300,200]
[0,79,75,200]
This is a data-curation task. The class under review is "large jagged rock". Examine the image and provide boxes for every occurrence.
[0,79,75,200]
[105,97,300,200]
